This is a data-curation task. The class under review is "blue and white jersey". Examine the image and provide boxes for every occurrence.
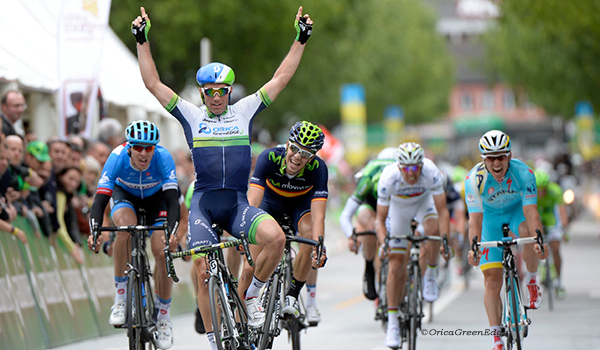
[165,88,271,192]
[96,144,178,198]
[464,159,537,214]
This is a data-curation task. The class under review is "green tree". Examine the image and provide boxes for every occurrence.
[483,1,600,117]
[110,0,453,133]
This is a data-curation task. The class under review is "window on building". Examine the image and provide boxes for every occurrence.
[482,90,494,110]
[503,90,515,111]
[460,91,473,111]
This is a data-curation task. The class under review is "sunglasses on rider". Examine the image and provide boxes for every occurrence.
[201,86,232,97]
[400,164,421,172]
[482,152,510,162]
[289,143,314,159]
[131,145,155,152]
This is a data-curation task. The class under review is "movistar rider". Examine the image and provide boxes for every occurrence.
[239,121,328,324]
[132,6,314,350]
[87,120,180,350]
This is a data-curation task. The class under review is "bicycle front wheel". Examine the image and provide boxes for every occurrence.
[259,273,280,350]
[209,276,236,350]
[376,259,388,331]
[408,265,421,350]
[126,270,143,350]
[288,317,301,350]
[508,270,522,350]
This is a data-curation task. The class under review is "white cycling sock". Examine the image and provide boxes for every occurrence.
[114,276,128,303]
[425,265,437,279]
[245,276,266,299]
[387,307,399,328]
[525,270,537,284]
[305,284,317,307]
[490,325,504,346]
[207,332,218,350]
[156,297,172,321]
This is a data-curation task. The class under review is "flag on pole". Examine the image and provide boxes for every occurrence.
[58,0,112,138]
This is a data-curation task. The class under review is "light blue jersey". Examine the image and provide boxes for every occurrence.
[464,159,538,270]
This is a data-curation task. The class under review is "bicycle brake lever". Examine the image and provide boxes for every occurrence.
[471,235,479,261]
[535,229,545,255]
[442,234,450,260]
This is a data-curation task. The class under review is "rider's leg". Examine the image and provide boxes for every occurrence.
[357,208,378,300]
[245,219,285,298]
[224,231,242,280]
[517,221,543,308]
[482,267,504,348]
[385,250,407,347]
[422,217,441,302]
[194,256,217,350]
[238,244,263,297]
[150,229,174,320]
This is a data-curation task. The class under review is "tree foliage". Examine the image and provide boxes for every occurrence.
[110,0,453,132]
[483,1,600,118]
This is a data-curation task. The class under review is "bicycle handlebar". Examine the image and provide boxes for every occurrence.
[168,231,255,267]
[390,234,445,244]
[98,224,168,232]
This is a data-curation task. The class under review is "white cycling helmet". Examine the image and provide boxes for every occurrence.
[397,142,424,165]
[377,147,397,160]
[479,130,511,154]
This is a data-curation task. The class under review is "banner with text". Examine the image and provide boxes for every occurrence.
[58,0,112,138]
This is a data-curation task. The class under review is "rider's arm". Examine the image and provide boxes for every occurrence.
[247,186,265,208]
[339,197,360,238]
[433,192,450,237]
[558,204,569,227]
[89,193,111,229]
[262,7,312,102]
[523,204,543,235]
[375,204,389,246]
[468,212,483,243]
[164,188,180,234]
[310,199,326,240]
[134,8,176,107]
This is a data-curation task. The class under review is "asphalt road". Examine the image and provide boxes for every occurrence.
[52,212,600,350]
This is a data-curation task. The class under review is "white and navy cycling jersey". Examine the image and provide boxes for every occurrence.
[165,88,271,192]
[96,144,178,198]
[377,158,445,207]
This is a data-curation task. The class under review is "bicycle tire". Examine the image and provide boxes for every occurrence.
[508,270,522,350]
[230,283,249,350]
[376,259,388,331]
[408,264,420,350]
[289,317,301,350]
[544,257,554,311]
[126,269,143,350]
[259,273,281,350]
[209,276,236,350]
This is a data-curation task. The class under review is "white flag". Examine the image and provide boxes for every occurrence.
[58,0,112,138]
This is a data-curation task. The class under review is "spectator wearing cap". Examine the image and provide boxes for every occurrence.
[25,140,51,173]
[1,90,26,137]
[24,141,54,237]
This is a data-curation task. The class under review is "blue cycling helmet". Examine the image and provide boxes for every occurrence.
[125,120,160,145]
[196,62,235,86]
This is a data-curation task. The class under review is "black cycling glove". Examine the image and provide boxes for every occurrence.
[294,17,312,44]
[132,19,151,44]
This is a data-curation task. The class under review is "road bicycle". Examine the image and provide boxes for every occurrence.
[255,215,324,350]
[92,208,172,350]
[167,230,253,350]
[391,221,449,350]
[471,224,545,350]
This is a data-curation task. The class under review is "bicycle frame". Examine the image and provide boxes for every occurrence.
[473,224,544,350]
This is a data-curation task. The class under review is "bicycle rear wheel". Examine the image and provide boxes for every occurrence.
[508,270,522,350]
[126,270,143,350]
[544,257,554,311]
[209,276,237,350]
[376,258,388,331]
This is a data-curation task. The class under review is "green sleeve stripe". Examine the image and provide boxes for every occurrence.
[259,87,271,107]
[165,94,180,112]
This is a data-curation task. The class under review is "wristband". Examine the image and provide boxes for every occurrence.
[131,19,151,44]
[294,17,312,44]
[10,226,17,235]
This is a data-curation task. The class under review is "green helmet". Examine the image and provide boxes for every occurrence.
[288,121,325,153]
[534,169,550,188]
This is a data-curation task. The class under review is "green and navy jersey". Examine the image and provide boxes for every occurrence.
[537,181,564,227]
[351,158,395,205]
[166,88,271,192]
[249,146,329,202]
[464,159,537,214]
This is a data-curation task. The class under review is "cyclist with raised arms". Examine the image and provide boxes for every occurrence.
[375,142,450,348]
[87,120,180,350]
[465,130,547,350]
[339,147,396,300]
[534,168,569,299]
[131,6,313,349]
[239,121,328,323]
